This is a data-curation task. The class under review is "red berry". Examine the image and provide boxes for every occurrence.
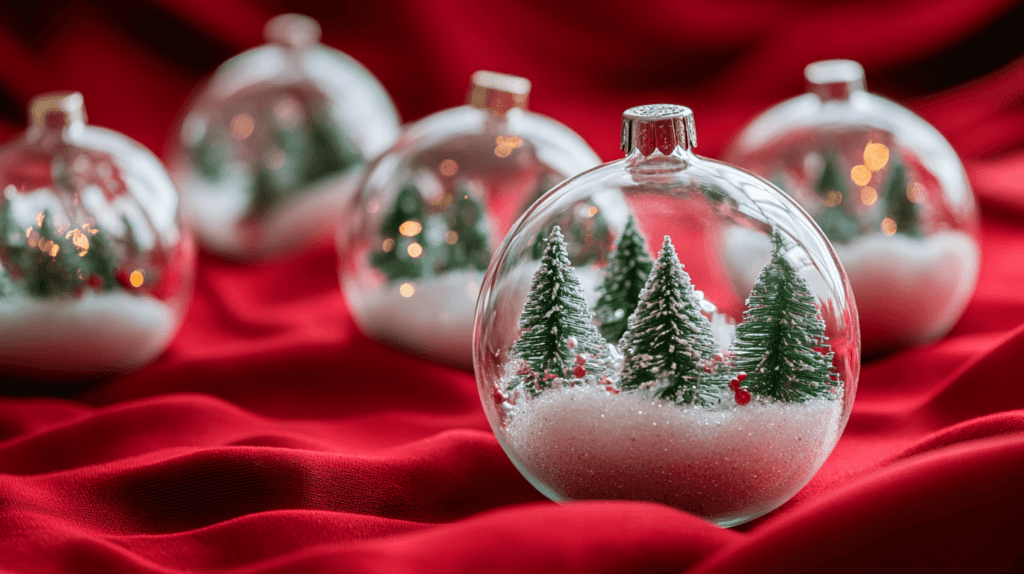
[516,363,532,376]
[605,385,620,394]
[86,275,104,289]
[575,354,587,366]
[729,378,740,391]
[735,389,751,405]
[573,365,587,378]
[736,372,747,382]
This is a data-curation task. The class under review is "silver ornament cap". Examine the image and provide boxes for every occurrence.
[467,71,531,116]
[621,104,697,156]
[805,59,865,101]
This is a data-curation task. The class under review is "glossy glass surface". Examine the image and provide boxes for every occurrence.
[169,16,400,260]
[725,61,980,354]
[338,104,601,368]
[475,120,859,526]
[0,96,194,379]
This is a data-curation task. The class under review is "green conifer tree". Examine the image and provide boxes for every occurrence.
[618,236,720,406]
[813,154,860,244]
[302,111,361,183]
[730,231,840,403]
[880,160,921,237]
[28,211,83,297]
[511,226,606,390]
[594,215,654,344]
[80,226,119,291]
[370,183,431,282]
[438,186,491,273]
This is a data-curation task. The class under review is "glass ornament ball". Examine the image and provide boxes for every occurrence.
[0,92,195,380]
[474,104,859,527]
[338,71,605,369]
[168,13,401,260]
[724,60,980,355]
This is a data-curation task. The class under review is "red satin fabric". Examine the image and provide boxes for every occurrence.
[2,1,1024,572]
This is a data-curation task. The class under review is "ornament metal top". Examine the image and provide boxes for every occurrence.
[474,104,859,527]
[0,91,195,380]
[725,59,980,355]
[338,71,605,369]
[168,13,401,260]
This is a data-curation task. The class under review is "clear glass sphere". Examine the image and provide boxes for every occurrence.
[168,14,401,260]
[724,60,980,355]
[475,105,859,527]
[0,92,195,380]
[338,72,602,369]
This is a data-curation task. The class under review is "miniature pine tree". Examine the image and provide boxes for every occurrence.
[190,126,227,181]
[79,226,119,291]
[813,154,860,244]
[881,160,921,237]
[511,226,606,389]
[302,111,361,183]
[730,231,840,403]
[594,215,654,344]
[28,211,83,297]
[618,236,720,406]
[370,183,432,282]
[439,187,491,273]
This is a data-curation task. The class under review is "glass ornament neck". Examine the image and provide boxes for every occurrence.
[467,70,531,117]
[621,104,697,171]
[804,59,865,101]
[27,91,87,143]
[264,13,321,51]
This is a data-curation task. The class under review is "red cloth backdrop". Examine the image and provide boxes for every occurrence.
[2,1,1024,572]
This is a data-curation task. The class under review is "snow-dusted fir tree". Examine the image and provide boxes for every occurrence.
[618,236,721,406]
[438,186,491,273]
[814,154,860,244]
[594,215,653,344]
[371,183,431,281]
[730,231,840,402]
[881,159,921,237]
[512,226,606,390]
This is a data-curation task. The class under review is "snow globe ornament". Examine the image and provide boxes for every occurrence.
[724,60,980,355]
[338,71,606,368]
[0,92,194,379]
[169,13,400,260]
[475,104,859,527]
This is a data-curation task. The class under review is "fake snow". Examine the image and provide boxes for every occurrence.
[0,291,177,378]
[179,169,360,260]
[502,381,843,526]
[351,269,483,369]
[834,231,979,355]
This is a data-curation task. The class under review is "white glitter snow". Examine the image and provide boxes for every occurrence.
[502,381,843,526]
[0,291,178,378]
[352,269,484,369]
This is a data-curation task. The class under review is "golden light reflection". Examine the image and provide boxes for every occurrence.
[439,159,459,177]
[432,193,453,209]
[494,135,523,158]
[48,243,59,257]
[850,165,872,186]
[860,186,878,206]
[230,113,255,140]
[129,270,144,287]
[382,238,395,252]
[399,282,415,297]
[445,230,459,245]
[864,143,890,171]
[587,206,599,217]
[907,182,926,203]
[35,213,44,227]
[398,220,422,236]
[823,190,843,207]
[407,242,423,258]
[881,217,897,235]
[66,228,90,256]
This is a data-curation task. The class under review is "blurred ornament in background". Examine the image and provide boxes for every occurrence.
[338,71,606,369]
[474,104,859,526]
[168,13,400,260]
[724,59,980,355]
[0,91,195,380]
